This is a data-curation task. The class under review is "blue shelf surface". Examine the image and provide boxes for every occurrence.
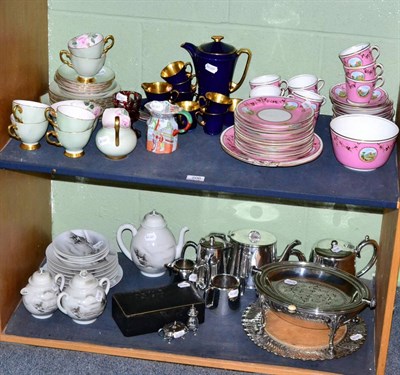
[0,115,398,209]
[5,254,375,374]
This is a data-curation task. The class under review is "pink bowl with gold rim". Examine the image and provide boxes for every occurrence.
[330,114,398,171]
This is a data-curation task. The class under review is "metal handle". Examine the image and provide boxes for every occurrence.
[355,235,378,277]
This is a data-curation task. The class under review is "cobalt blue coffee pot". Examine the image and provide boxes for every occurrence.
[181,36,252,97]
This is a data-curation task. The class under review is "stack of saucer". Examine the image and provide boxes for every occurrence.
[330,83,394,120]
[44,229,123,288]
[220,96,324,167]
[49,32,120,110]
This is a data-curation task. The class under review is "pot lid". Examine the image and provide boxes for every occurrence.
[142,210,167,228]
[228,229,276,247]
[69,270,98,289]
[200,235,225,250]
[29,268,53,285]
[198,36,236,55]
[313,238,355,259]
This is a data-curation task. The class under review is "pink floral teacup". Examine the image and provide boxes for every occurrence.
[345,76,384,104]
[343,62,384,81]
[339,43,380,68]
[68,32,114,58]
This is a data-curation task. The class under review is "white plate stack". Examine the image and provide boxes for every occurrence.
[49,65,120,111]
[45,229,123,288]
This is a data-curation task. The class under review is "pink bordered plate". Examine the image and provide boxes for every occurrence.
[235,96,314,126]
[220,126,323,167]
[330,83,388,108]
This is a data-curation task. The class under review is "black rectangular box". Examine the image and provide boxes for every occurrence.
[112,282,205,337]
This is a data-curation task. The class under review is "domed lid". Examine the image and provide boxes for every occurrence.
[141,210,167,229]
[228,229,276,247]
[198,36,236,55]
[69,270,98,289]
[29,268,53,285]
[313,238,355,259]
[200,235,225,251]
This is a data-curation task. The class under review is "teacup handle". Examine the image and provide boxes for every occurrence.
[195,110,206,127]
[46,130,62,147]
[371,45,380,61]
[317,79,325,93]
[198,95,208,110]
[59,50,73,68]
[103,35,115,54]
[375,63,384,77]
[12,104,24,123]
[374,77,385,90]
[44,107,59,129]
[169,90,179,104]
[173,110,192,135]
[190,74,198,92]
[7,124,20,140]
[184,62,193,75]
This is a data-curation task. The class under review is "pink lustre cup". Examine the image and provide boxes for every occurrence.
[345,76,384,104]
[343,62,384,81]
[339,43,380,67]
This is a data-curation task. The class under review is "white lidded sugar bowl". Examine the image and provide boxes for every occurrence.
[57,270,110,324]
[20,268,65,319]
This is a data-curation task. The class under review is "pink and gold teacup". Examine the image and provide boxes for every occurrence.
[339,43,380,68]
[343,62,384,81]
[345,76,384,104]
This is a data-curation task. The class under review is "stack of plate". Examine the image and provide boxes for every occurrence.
[45,229,123,288]
[220,96,323,167]
[330,83,394,120]
[49,65,120,110]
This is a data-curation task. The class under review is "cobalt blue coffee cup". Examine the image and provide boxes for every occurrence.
[196,110,226,135]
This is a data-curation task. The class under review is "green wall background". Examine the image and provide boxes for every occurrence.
[48,0,399,280]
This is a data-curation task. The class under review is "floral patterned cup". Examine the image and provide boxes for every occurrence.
[345,76,384,104]
[339,43,380,67]
[68,33,114,58]
[343,62,384,81]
